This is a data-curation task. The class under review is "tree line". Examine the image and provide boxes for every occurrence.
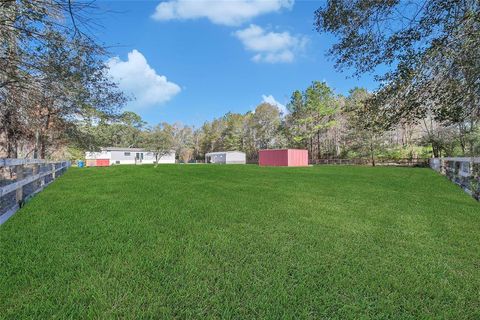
[314,0,480,158]
[1,1,478,164]
[72,81,477,164]
[0,1,125,159]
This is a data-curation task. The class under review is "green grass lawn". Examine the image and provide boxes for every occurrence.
[1,165,479,319]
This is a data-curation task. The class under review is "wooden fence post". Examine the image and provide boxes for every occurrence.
[15,164,24,205]
[51,163,56,180]
[41,163,45,187]
[1,159,72,225]
[32,163,39,189]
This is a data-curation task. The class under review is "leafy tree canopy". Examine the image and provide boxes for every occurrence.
[315,0,480,127]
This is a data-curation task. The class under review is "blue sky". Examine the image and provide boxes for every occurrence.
[95,0,377,126]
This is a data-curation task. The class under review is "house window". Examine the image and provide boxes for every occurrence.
[115,161,120,164]
[124,152,131,156]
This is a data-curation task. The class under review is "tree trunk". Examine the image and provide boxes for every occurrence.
[317,130,321,160]
[370,135,375,167]
[431,142,439,158]
[34,130,40,159]
[309,137,313,161]
[458,124,466,155]
[39,112,51,159]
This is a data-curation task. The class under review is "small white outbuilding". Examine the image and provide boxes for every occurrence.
[205,151,246,164]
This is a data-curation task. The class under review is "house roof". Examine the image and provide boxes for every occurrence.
[101,147,144,152]
[205,151,245,156]
[101,147,176,153]
[259,149,308,151]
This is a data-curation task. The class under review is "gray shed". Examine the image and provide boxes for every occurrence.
[205,151,246,164]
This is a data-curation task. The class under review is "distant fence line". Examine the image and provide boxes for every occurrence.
[309,158,429,166]
[244,158,429,166]
[0,159,70,225]
[430,157,480,200]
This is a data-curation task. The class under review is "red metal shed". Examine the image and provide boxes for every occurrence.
[259,149,308,167]
[95,159,110,167]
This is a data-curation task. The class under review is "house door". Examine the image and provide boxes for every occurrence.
[136,153,143,163]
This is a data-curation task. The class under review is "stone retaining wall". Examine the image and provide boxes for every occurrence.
[430,157,480,200]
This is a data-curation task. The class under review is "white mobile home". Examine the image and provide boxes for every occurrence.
[205,151,246,164]
[85,147,175,166]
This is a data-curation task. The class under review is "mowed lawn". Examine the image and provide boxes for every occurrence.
[1,165,480,319]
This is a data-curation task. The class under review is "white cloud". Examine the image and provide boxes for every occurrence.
[107,50,181,109]
[234,24,307,63]
[262,94,287,114]
[152,0,294,26]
